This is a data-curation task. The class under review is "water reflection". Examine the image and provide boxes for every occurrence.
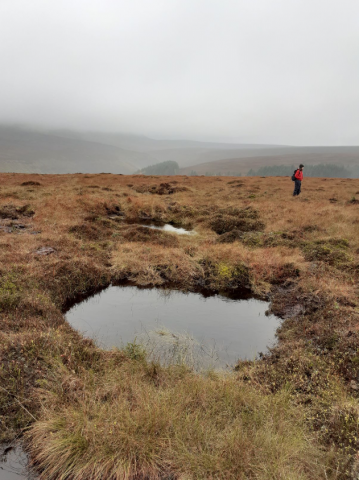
[0,445,37,479]
[142,223,194,235]
[65,286,279,367]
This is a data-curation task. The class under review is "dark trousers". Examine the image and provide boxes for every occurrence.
[293,179,301,196]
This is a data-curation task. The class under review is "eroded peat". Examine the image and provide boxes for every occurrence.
[1,173,359,479]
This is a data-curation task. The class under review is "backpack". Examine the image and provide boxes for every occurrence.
[291,169,298,181]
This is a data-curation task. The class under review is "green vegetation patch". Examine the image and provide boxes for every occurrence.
[302,238,352,266]
[0,272,22,311]
[200,258,250,289]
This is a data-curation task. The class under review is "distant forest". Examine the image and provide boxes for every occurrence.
[137,160,179,175]
[246,164,353,178]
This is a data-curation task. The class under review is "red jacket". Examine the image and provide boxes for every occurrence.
[294,169,303,181]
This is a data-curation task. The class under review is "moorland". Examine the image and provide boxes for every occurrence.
[1,172,359,479]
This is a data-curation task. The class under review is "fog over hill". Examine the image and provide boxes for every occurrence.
[51,129,284,169]
[0,126,143,174]
[180,147,359,176]
[1,125,359,175]
[0,126,285,173]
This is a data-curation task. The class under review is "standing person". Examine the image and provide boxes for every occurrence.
[293,164,304,196]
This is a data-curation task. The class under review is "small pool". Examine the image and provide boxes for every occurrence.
[141,223,194,235]
[124,219,194,235]
[0,445,37,480]
[65,286,279,367]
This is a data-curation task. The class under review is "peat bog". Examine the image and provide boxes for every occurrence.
[1,173,359,479]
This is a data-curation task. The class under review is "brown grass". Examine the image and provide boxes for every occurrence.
[1,172,359,478]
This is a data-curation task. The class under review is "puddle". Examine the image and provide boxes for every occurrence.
[0,445,37,479]
[140,223,194,235]
[65,286,280,366]
[108,216,195,235]
[125,219,194,235]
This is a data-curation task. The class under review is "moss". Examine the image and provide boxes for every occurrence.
[302,239,352,266]
[199,258,250,289]
[0,273,21,311]
[217,262,234,279]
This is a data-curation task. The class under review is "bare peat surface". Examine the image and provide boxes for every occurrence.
[65,285,280,367]
[0,445,37,480]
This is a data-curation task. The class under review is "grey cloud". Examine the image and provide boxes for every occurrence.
[0,0,358,144]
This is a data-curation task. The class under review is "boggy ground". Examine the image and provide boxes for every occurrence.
[1,173,359,479]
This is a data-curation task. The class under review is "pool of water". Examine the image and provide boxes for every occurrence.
[141,223,194,235]
[125,219,194,235]
[65,286,279,366]
[0,445,37,479]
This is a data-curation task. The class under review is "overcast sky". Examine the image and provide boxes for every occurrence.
[0,0,358,145]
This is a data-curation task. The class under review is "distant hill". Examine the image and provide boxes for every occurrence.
[137,160,179,175]
[1,125,359,175]
[1,126,287,172]
[49,129,285,168]
[180,147,359,176]
[0,126,143,174]
[53,129,280,152]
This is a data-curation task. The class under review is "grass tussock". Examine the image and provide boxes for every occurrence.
[29,361,329,480]
[1,173,359,478]
[119,225,180,247]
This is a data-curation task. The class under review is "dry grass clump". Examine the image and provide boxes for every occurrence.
[208,206,265,234]
[209,214,264,234]
[28,359,329,480]
[302,238,352,266]
[111,243,200,287]
[216,229,244,243]
[119,225,180,247]
[69,223,112,241]
[216,230,295,247]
